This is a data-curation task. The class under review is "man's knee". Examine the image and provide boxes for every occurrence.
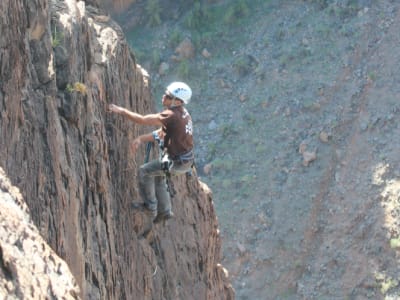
[138,166,148,181]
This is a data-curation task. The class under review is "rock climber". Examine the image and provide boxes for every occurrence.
[108,82,194,224]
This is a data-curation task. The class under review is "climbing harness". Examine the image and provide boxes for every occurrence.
[145,126,195,198]
[161,152,176,198]
[144,141,176,198]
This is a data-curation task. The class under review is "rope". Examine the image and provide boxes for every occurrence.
[145,142,153,163]
[165,173,176,198]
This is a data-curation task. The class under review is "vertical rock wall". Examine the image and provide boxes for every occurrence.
[0,0,233,299]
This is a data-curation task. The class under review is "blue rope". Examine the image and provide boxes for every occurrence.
[145,142,153,163]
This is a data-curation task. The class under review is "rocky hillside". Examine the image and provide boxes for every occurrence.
[111,0,400,299]
[0,0,233,299]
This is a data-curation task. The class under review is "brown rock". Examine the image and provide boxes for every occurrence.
[0,1,233,300]
[175,37,195,60]
[319,131,329,143]
[303,150,317,166]
[237,242,246,256]
[202,48,212,58]
[158,61,169,75]
[299,141,308,154]
[204,163,213,175]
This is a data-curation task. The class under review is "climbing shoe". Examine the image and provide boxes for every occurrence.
[153,211,174,224]
[131,202,157,218]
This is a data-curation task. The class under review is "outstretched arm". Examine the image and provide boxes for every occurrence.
[108,104,162,126]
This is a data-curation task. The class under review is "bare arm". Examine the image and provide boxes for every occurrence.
[131,133,155,154]
[108,104,162,127]
[137,133,155,143]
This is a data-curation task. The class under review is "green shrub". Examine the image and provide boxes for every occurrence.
[206,142,217,161]
[222,179,232,188]
[177,60,190,78]
[223,0,250,25]
[219,123,237,138]
[308,0,329,9]
[151,49,161,67]
[51,26,63,48]
[145,0,162,26]
[390,238,400,249]
[367,71,377,82]
[240,174,253,185]
[169,30,182,48]
[184,1,210,29]
[233,56,250,75]
[255,144,267,154]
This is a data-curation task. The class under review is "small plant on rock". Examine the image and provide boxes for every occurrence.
[66,82,87,95]
[51,26,63,48]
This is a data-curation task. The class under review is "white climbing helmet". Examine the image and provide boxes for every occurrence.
[166,82,192,104]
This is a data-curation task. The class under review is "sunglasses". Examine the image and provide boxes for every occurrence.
[164,93,174,100]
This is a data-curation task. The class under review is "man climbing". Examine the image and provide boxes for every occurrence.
[108,82,194,224]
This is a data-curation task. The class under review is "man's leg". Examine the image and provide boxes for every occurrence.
[138,159,164,218]
[155,176,171,214]
[152,160,193,223]
[153,175,174,224]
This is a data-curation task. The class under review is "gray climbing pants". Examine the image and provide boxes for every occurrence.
[138,158,192,215]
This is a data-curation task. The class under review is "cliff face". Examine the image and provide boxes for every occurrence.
[0,0,233,299]
[0,167,80,299]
